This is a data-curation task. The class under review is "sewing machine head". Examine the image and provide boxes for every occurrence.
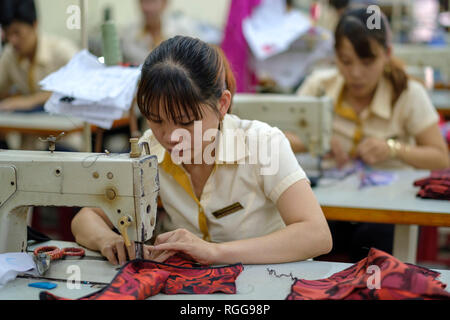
[232,94,333,157]
[0,139,159,258]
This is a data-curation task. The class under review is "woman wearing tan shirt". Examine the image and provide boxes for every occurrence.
[71,36,332,266]
[0,0,78,112]
[120,0,207,65]
[297,7,449,262]
[298,8,449,170]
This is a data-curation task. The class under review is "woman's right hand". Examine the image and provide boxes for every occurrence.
[328,136,350,168]
[284,131,306,153]
[98,235,136,266]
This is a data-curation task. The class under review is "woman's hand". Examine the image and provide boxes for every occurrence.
[144,228,218,265]
[327,136,350,168]
[98,234,136,266]
[0,96,34,111]
[284,131,306,153]
[356,137,390,165]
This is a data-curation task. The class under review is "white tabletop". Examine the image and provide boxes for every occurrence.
[0,241,449,300]
[0,112,84,131]
[313,169,450,215]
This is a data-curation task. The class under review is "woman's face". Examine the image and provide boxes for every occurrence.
[336,37,390,99]
[140,0,167,25]
[5,21,37,57]
[146,91,231,164]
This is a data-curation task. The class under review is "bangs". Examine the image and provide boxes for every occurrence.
[335,15,386,60]
[137,63,205,124]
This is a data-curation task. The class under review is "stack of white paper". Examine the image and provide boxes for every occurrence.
[41,50,141,129]
[242,0,311,61]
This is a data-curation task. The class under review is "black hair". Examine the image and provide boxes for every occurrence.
[0,0,37,28]
[335,7,408,103]
[137,36,236,124]
[329,0,350,10]
[335,7,391,59]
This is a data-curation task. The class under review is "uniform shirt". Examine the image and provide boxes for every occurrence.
[139,114,308,242]
[0,33,78,96]
[316,3,340,33]
[297,68,440,169]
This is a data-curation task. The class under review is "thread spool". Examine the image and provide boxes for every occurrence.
[101,20,123,66]
[129,138,142,158]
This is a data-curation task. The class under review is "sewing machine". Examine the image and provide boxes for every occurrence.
[0,139,159,258]
[232,94,333,157]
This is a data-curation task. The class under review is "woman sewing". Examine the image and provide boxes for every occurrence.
[298,8,449,170]
[71,36,332,266]
[297,7,449,262]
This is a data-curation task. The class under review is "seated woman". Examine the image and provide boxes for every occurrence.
[0,0,78,112]
[120,0,214,65]
[298,8,449,170]
[297,7,449,262]
[0,0,78,150]
[71,36,332,266]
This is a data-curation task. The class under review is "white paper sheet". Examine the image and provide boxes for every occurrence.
[40,50,141,104]
[44,96,116,129]
[45,93,125,119]
[40,50,140,129]
[0,253,38,288]
[243,0,311,60]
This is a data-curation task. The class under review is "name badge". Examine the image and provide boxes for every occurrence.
[212,202,244,219]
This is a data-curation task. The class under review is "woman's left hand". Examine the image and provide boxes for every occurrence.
[356,137,390,165]
[144,228,218,264]
[0,96,34,111]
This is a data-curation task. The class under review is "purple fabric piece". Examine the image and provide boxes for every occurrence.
[359,171,396,189]
[322,160,396,189]
[355,160,396,189]
[221,0,261,93]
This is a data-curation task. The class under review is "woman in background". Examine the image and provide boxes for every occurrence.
[298,8,448,170]
[0,0,78,151]
[0,0,78,112]
[297,7,449,262]
[120,0,217,65]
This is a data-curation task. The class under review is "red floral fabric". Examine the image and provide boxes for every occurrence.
[287,248,450,300]
[414,169,450,200]
[40,255,244,300]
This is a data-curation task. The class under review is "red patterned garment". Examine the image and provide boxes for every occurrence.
[40,255,243,300]
[287,248,450,300]
[414,169,450,200]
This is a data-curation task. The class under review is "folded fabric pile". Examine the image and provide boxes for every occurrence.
[40,255,243,300]
[321,160,396,189]
[287,248,450,300]
[41,50,141,129]
[413,169,450,200]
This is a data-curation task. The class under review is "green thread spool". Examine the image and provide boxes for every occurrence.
[101,20,123,66]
